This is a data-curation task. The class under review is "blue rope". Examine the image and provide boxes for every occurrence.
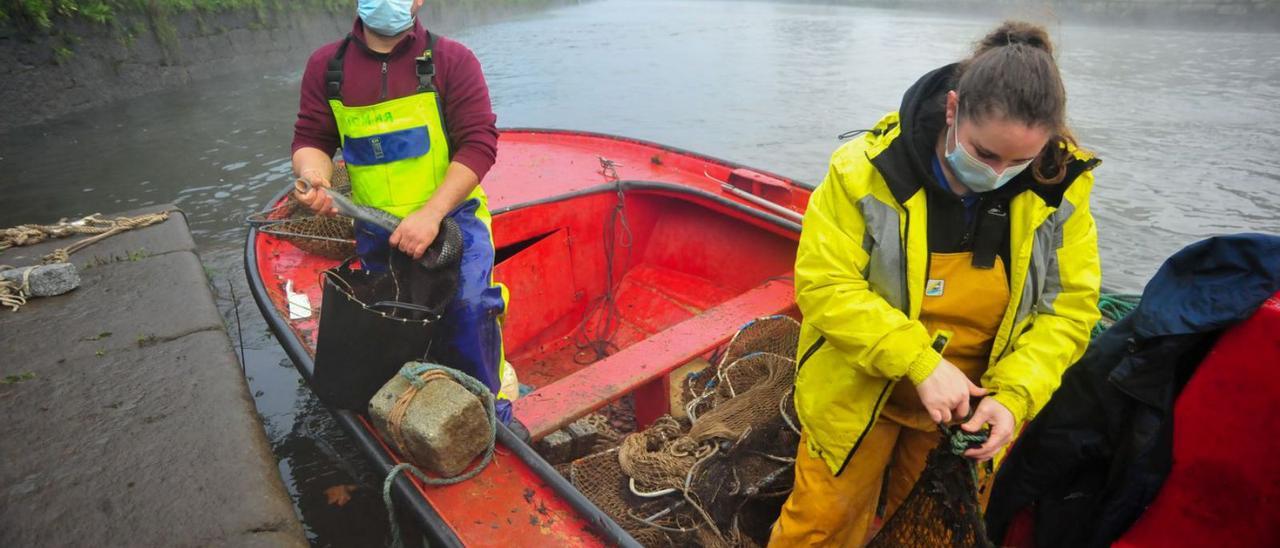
[381,362,497,547]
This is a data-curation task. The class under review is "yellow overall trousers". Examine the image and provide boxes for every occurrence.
[770,252,1010,546]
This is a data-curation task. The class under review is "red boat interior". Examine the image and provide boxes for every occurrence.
[252,129,812,545]
[492,188,798,439]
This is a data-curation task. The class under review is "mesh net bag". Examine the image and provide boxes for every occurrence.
[252,166,357,260]
[865,428,995,548]
[258,216,356,260]
[564,315,803,546]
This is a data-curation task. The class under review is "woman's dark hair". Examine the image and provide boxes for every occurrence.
[956,21,1077,184]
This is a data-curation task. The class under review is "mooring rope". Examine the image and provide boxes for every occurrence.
[0,212,170,311]
[0,212,170,263]
[381,362,496,547]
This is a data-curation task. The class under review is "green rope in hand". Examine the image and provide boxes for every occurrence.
[940,424,991,498]
[381,362,497,548]
[948,428,989,457]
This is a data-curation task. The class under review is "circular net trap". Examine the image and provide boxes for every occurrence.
[562,315,803,547]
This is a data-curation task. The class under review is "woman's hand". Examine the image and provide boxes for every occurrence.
[916,358,987,423]
[389,207,444,259]
[961,396,1016,461]
[293,170,337,216]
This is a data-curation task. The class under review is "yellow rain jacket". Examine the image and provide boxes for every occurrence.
[794,67,1103,476]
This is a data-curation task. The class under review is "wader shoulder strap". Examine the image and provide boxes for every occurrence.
[416,31,439,94]
[971,200,1008,269]
[419,30,451,151]
[326,35,353,101]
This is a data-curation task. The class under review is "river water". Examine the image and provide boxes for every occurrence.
[2,0,1277,544]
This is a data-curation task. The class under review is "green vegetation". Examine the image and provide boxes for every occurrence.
[53,45,73,64]
[0,1,347,31]
[1,1,345,63]
[1,372,36,385]
[2,0,566,63]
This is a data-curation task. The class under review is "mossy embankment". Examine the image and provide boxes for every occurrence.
[0,0,573,130]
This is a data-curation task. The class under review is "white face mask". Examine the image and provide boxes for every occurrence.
[945,120,1032,193]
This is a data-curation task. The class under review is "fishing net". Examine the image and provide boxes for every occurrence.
[562,315,803,547]
[866,427,995,548]
[249,166,357,260]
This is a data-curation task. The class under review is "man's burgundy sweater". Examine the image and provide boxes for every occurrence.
[291,18,499,180]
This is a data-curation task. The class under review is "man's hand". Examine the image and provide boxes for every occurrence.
[389,207,445,259]
[961,396,1016,462]
[916,358,987,423]
[293,170,338,216]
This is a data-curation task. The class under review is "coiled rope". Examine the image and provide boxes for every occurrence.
[0,212,170,311]
[1094,293,1141,339]
[0,266,33,311]
[381,362,496,547]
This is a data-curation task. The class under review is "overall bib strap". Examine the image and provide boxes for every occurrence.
[971,200,1009,270]
[416,31,449,133]
[326,35,353,101]
[416,31,438,94]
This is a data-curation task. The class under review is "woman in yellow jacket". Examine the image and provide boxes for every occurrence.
[770,21,1102,546]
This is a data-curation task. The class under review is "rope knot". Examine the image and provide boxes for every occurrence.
[947,427,990,456]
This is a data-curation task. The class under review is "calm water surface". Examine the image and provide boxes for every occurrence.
[2,1,1277,544]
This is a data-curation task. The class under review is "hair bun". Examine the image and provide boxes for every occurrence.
[977,20,1054,57]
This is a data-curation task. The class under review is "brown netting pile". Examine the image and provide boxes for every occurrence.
[249,166,357,259]
[866,426,995,548]
[562,315,803,547]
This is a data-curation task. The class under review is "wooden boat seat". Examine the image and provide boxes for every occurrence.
[513,278,796,440]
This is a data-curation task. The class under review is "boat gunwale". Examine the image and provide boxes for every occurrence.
[498,127,816,191]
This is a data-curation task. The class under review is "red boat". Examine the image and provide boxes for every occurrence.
[246,129,812,546]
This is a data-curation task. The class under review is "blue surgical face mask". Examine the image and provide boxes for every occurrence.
[358,0,415,37]
[944,120,1032,193]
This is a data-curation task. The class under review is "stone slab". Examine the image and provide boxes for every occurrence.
[0,331,304,547]
[0,251,224,364]
[1,205,196,269]
[0,208,304,546]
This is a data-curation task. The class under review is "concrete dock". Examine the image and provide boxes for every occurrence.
[0,206,306,546]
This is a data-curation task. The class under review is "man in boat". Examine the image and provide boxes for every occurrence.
[290,0,514,423]
[771,21,1102,545]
